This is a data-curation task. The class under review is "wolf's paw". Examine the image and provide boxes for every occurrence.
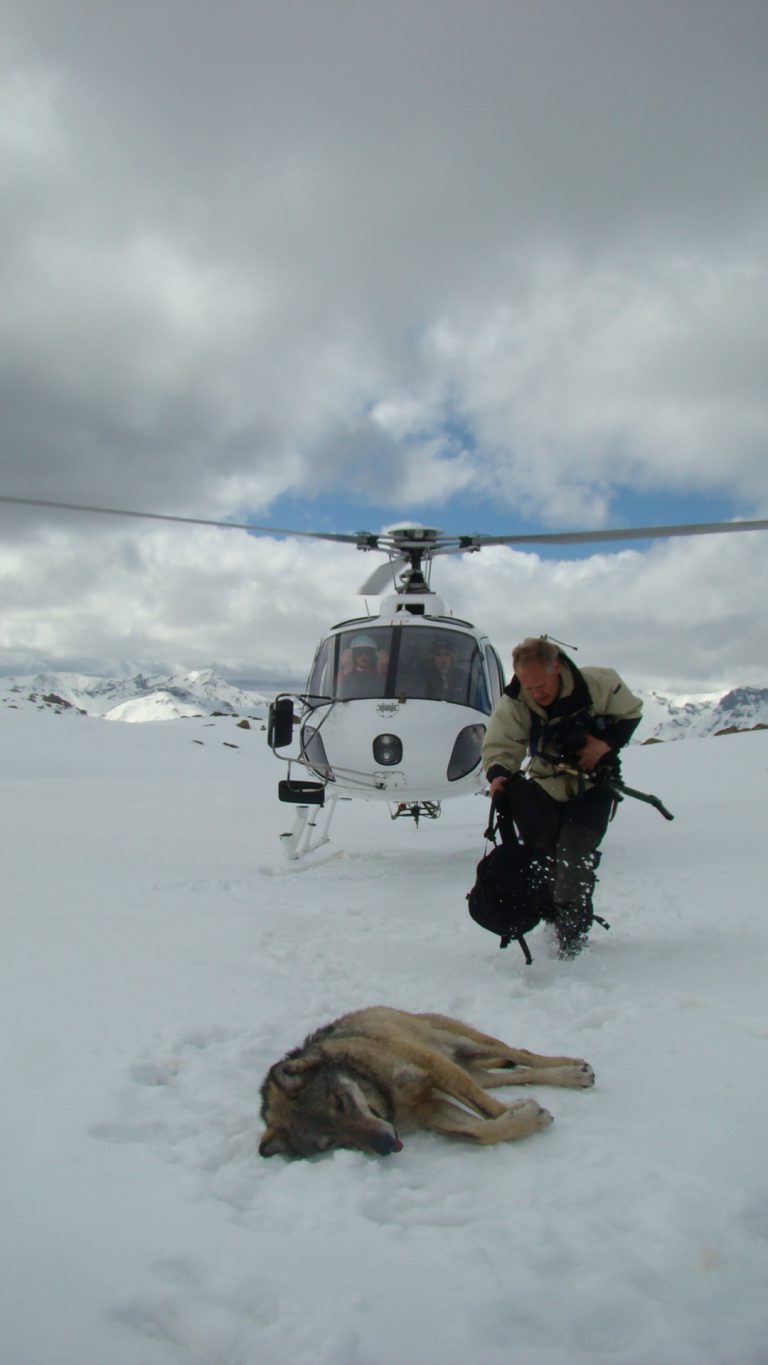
[567,1062,595,1088]
[534,1062,595,1088]
[504,1098,554,1135]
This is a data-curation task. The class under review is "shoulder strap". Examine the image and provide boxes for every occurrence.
[500,927,533,965]
[480,796,534,965]
[483,794,503,843]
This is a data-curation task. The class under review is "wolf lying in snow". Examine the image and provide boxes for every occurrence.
[259,1006,594,1158]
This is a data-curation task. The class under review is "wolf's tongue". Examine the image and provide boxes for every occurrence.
[392,1134,404,1153]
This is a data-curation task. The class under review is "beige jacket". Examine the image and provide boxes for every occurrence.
[482,662,643,802]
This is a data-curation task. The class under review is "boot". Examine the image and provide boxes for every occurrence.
[526,853,557,921]
[553,900,592,959]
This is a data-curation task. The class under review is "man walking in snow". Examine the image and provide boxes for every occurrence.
[482,637,643,958]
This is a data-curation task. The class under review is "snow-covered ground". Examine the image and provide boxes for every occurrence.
[2,704,767,1365]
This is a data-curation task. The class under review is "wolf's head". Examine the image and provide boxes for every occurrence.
[259,1054,403,1158]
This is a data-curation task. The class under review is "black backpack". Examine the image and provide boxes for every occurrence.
[467,800,554,963]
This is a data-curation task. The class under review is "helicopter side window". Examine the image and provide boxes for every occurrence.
[467,649,491,714]
[307,637,337,698]
[485,645,506,705]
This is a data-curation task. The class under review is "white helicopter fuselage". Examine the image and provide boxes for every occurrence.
[299,694,491,801]
[272,589,506,806]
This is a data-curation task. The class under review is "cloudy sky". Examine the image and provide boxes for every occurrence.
[1,0,766,694]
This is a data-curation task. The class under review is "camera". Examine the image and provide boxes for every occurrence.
[549,718,590,764]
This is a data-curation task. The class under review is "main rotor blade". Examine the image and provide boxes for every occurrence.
[0,494,364,544]
[459,519,768,548]
[2,494,766,549]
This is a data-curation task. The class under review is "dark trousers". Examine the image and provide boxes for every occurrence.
[499,778,614,914]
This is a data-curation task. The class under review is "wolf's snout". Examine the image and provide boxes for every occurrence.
[372,1129,403,1155]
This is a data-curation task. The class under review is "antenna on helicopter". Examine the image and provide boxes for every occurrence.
[541,634,579,651]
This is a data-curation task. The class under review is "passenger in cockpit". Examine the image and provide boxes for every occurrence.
[422,638,466,703]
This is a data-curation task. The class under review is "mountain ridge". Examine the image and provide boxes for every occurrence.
[1,668,269,723]
[2,669,766,740]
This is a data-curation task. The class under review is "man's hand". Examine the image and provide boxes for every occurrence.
[489,775,509,798]
[575,735,612,771]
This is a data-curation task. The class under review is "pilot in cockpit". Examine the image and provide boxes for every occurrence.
[337,635,387,699]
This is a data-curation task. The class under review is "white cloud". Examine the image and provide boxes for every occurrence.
[439,531,768,694]
[1,0,767,689]
[421,254,768,521]
[1,518,765,695]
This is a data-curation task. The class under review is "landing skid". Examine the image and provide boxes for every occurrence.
[389,800,442,826]
[280,795,339,861]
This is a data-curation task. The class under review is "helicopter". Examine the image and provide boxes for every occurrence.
[2,494,767,860]
[266,525,508,858]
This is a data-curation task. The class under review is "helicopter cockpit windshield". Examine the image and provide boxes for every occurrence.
[308,626,492,713]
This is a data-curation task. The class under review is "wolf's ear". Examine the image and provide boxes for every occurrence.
[271,1057,317,1093]
[259,1127,289,1157]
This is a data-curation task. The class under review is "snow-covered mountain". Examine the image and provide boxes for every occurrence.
[2,668,766,739]
[636,685,768,742]
[0,668,269,721]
